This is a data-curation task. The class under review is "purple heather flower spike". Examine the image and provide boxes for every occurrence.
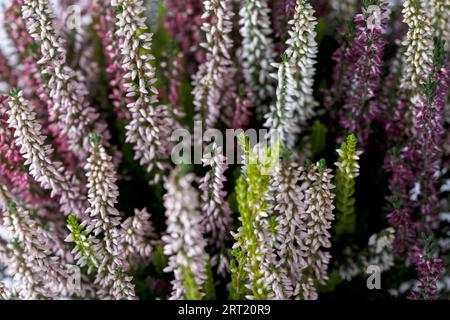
[337,0,389,146]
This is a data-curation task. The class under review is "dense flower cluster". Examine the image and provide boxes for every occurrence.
[0,0,448,301]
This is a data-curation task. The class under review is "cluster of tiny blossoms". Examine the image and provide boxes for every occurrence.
[0,0,448,301]
[192,0,236,129]
[22,0,109,162]
[112,0,173,182]
[239,0,277,115]
[162,169,209,300]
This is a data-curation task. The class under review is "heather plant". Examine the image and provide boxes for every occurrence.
[0,0,448,301]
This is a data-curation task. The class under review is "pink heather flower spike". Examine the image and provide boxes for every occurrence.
[83,135,136,300]
[200,143,233,276]
[1,96,48,206]
[6,90,86,218]
[162,169,209,300]
[0,185,81,299]
[111,0,174,183]
[5,1,79,173]
[192,0,237,129]
[21,0,110,162]
[119,208,156,267]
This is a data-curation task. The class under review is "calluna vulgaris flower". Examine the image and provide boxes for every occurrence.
[339,227,396,281]
[21,0,109,161]
[162,169,209,300]
[0,0,448,302]
[408,237,443,300]
[267,161,306,299]
[239,0,277,116]
[426,0,450,50]
[400,0,434,97]
[0,185,77,299]
[265,56,298,148]
[82,135,135,299]
[112,0,174,182]
[284,0,318,129]
[266,0,318,149]
[200,143,233,276]
[338,0,388,145]
[192,0,236,129]
[6,91,86,217]
[295,160,335,299]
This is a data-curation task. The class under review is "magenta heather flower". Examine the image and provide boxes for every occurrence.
[409,52,449,230]
[337,0,389,145]
[408,239,442,300]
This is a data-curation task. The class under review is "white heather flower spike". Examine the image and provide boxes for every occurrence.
[84,135,136,300]
[21,0,109,161]
[192,0,236,129]
[426,0,450,50]
[264,59,299,148]
[6,91,86,218]
[295,161,335,300]
[162,169,209,300]
[284,0,318,129]
[200,144,233,275]
[239,0,277,116]
[111,0,173,182]
[267,162,307,299]
[400,0,434,96]
[0,185,75,299]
